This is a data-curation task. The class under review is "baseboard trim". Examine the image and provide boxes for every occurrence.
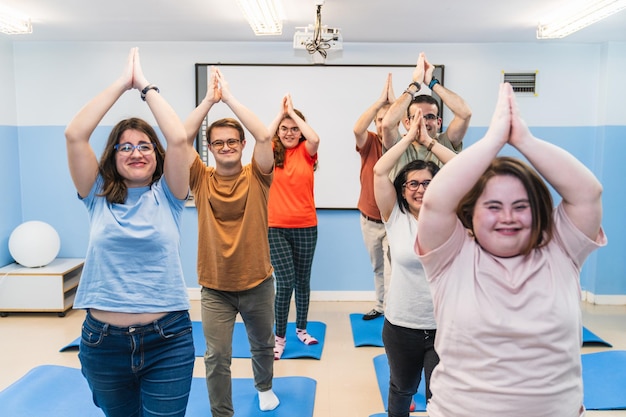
[189,288,626,305]
[188,287,201,301]
[582,290,626,306]
[187,288,374,302]
[310,291,375,301]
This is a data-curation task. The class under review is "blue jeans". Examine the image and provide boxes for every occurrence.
[382,319,439,417]
[201,277,275,417]
[78,310,195,417]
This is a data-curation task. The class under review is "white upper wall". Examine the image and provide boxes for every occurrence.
[600,42,626,125]
[0,39,16,125]
[10,41,625,127]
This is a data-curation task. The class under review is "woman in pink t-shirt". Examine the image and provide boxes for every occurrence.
[416,83,606,417]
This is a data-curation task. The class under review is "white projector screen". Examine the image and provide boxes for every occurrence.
[195,64,444,209]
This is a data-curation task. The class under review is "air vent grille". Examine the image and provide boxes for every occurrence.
[502,71,538,95]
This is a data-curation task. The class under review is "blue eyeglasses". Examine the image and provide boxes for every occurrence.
[114,143,156,155]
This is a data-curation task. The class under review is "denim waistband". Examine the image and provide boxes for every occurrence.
[85,310,189,335]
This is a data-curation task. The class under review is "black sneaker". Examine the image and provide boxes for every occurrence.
[362,309,383,320]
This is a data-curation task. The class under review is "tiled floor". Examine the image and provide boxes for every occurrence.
[0,300,625,417]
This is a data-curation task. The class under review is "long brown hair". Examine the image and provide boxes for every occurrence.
[273,109,317,171]
[456,156,554,256]
[98,118,165,204]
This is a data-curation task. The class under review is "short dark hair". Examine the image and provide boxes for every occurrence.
[456,156,554,255]
[393,159,440,214]
[407,95,441,119]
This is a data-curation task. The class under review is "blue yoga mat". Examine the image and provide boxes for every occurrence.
[349,313,384,347]
[373,353,427,412]
[582,350,626,410]
[350,316,611,349]
[582,327,613,347]
[61,321,326,360]
[0,365,316,417]
[371,350,626,414]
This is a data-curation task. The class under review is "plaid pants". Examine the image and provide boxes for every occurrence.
[269,226,317,337]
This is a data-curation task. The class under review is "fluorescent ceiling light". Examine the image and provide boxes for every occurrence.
[537,0,626,39]
[236,0,284,36]
[0,8,32,35]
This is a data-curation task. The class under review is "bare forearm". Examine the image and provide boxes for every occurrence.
[382,92,412,148]
[515,137,602,209]
[374,134,413,178]
[426,132,503,214]
[433,84,471,120]
[145,90,186,147]
[224,96,270,143]
[184,98,215,145]
[433,84,471,145]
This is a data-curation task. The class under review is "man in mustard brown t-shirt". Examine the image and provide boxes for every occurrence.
[184,67,278,417]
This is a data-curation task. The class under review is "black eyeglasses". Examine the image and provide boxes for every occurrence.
[408,114,438,121]
[403,180,431,191]
[210,139,241,150]
[279,126,300,134]
[114,142,156,155]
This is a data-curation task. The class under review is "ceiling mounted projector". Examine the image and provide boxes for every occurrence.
[293,1,342,60]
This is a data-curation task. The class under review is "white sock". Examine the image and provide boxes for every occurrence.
[258,389,280,411]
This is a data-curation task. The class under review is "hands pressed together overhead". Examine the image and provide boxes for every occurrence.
[486,82,534,150]
[280,93,295,118]
[377,72,396,105]
[118,47,150,93]
[412,52,437,87]
[407,108,431,147]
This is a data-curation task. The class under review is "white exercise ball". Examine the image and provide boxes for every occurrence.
[8,221,61,268]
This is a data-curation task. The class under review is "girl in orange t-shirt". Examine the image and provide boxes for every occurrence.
[268,94,320,360]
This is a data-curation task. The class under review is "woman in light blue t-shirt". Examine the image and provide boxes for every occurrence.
[65,47,196,417]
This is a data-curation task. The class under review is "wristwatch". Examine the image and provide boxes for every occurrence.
[404,82,421,99]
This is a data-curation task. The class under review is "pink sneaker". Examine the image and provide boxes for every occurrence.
[274,335,286,360]
[296,328,318,345]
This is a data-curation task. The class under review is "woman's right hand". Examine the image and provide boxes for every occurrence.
[119,47,136,91]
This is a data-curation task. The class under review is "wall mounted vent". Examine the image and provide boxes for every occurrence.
[502,71,538,95]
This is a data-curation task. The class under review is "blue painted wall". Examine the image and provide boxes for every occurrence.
[0,39,21,265]
[0,126,22,266]
[6,124,621,296]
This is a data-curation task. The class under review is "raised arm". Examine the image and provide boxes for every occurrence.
[353,73,394,149]
[424,55,471,147]
[374,109,457,221]
[217,68,273,173]
[65,48,135,198]
[507,88,602,240]
[283,94,320,156]
[381,53,425,150]
[184,66,221,146]
[418,83,511,253]
[132,50,192,200]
